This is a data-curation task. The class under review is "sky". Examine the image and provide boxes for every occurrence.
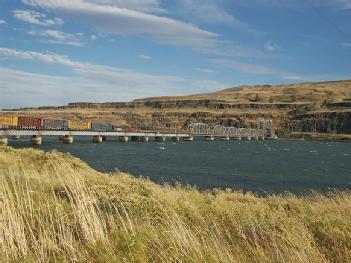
[0,0,350,108]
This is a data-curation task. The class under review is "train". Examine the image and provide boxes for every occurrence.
[0,115,125,132]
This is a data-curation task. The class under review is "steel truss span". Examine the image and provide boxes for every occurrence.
[187,123,265,138]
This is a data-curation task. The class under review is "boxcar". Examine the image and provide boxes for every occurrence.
[128,127,141,132]
[67,120,91,130]
[0,116,18,128]
[112,125,123,132]
[43,119,68,130]
[91,122,113,131]
[18,117,43,129]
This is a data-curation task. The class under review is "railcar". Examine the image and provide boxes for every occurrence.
[0,116,18,129]
[67,120,91,130]
[112,126,123,132]
[18,117,43,129]
[43,119,68,130]
[91,122,113,132]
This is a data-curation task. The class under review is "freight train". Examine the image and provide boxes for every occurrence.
[0,115,124,132]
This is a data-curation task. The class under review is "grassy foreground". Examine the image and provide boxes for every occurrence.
[1,147,350,263]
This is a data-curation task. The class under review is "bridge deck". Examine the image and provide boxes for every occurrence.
[0,129,189,137]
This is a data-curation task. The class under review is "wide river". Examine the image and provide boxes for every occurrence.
[9,137,351,194]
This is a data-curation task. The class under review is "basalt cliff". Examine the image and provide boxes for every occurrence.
[2,80,351,137]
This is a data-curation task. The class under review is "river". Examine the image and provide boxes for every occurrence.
[8,137,351,194]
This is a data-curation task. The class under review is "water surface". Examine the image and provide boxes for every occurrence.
[9,137,351,194]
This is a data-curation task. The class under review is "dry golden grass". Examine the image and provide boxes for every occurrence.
[1,146,351,262]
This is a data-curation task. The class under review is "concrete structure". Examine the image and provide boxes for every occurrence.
[155,136,166,142]
[31,135,42,145]
[140,136,149,142]
[183,136,194,141]
[205,136,214,141]
[93,135,103,143]
[172,136,180,142]
[63,135,74,144]
[119,136,129,142]
[0,136,8,146]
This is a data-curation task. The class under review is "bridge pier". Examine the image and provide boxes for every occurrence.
[119,136,129,142]
[31,135,42,145]
[221,137,230,141]
[0,136,8,146]
[205,136,214,141]
[140,136,149,142]
[63,135,74,144]
[231,136,241,140]
[258,136,265,140]
[93,135,103,143]
[242,136,251,140]
[172,136,180,142]
[155,136,166,142]
[183,136,194,141]
[12,135,21,139]
[252,136,259,140]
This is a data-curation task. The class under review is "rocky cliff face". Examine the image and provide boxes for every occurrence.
[4,80,351,135]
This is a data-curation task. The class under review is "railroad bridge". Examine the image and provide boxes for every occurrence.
[0,119,274,146]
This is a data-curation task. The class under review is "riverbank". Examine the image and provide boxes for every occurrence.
[1,146,350,262]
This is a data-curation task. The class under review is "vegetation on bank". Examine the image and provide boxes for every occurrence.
[1,147,351,263]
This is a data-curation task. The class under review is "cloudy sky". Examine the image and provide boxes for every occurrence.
[0,0,350,108]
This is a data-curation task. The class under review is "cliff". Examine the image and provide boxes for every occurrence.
[2,80,351,136]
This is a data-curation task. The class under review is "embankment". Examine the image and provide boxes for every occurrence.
[1,147,351,262]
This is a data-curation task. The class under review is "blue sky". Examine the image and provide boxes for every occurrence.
[0,0,350,108]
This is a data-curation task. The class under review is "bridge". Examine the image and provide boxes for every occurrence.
[0,120,274,145]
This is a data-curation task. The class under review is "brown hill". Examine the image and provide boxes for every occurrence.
[2,80,351,137]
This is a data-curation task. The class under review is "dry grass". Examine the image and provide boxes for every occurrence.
[1,146,351,262]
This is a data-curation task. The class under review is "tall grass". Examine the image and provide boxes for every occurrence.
[1,146,350,262]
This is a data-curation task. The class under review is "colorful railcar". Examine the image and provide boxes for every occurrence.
[91,122,113,131]
[18,117,43,129]
[67,120,91,130]
[43,119,68,130]
[0,116,18,128]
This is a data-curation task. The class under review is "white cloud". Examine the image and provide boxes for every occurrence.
[137,54,151,60]
[0,20,6,25]
[341,42,351,48]
[21,0,266,57]
[0,48,227,107]
[173,0,262,34]
[27,29,84,46]
[264,41,281,51]
[13,10,63,26]
[86,0,164,13]
[90,35,97,41]
[194,68,215,73]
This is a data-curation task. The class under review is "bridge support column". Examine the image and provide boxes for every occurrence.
[0,136,8,146]
[252,136,259,140]
[221,137,230,141]
[31,135,42,145]
[155,136,166,142]
[63,135,74,144]
[242,136,251,140]
[12,135,21,139]
[205,136,214,141]
[172,136,180,142]
[141,136,149,142]
[93,135,103,143]
[183,136,194,141]
[119,136,129,142]
[258,136,265,140]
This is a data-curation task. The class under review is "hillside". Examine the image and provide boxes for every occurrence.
[2,80,351,136]
[1,146,351,262]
